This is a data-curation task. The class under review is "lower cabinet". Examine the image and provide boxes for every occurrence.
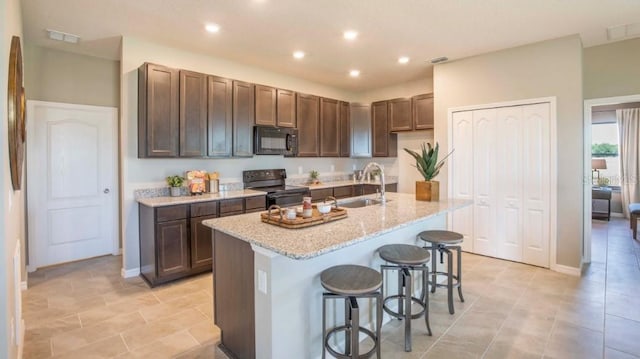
[156,219,190,278]
[190,215,216,270]
[310,183,397,202]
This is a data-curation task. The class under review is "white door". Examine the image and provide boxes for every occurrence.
[472,108,497,257]
[496,106,524,261]
[450,111,474,252]
[522,103,550,267]
[27,101,118,269]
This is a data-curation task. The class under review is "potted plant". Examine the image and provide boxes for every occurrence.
[309,170,320,185]
[404,142,453,201]
[166,175,185,197]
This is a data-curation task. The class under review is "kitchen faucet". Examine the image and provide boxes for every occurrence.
[361,162,386,203]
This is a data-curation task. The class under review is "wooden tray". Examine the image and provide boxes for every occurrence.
[260,204,348,229]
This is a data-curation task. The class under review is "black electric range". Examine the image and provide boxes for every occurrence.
[243,169,309,207]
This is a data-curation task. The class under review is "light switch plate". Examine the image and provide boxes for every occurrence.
[258,270,268,294]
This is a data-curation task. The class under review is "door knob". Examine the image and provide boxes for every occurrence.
[103,188,110,194]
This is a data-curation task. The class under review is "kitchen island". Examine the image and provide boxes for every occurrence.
[203,192,470,359]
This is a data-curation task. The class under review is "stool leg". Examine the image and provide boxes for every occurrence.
[376,292,383,359]
[344,298,351,356]
[431,246,437,294]
[456,246,465,303]
[403,268,412,352]
[423,267,432,336]
[445,248,454,314]
[349,297,359,359]
[398,269,404,317]
[322,295,327,359]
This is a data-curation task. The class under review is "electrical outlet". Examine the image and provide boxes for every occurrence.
[258,270,268,294]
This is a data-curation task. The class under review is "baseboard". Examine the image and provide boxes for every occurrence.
[21,281,27,291]
[611,213,624,218]
[553,264,581,276]
[121,267,140,278]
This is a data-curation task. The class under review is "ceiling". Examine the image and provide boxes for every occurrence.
[21,0,640,91]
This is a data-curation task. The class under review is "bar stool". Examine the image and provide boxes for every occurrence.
[378,244,432,352]
[321,264,382,359]
[417,230,464,314]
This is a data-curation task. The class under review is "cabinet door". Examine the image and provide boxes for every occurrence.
[412,93,434,130]
[156,219,189,278]
[190,215,216,270]
[350,104,371,158]
[255,85,277,126]
[389,98,412,132]
[372,101,389,157]
[310,188,334,201]
[339,101,350,157]
[296,93,320,157]
[450,111,474,253]
[233,81,255,157]
[320,98,340,157]
[276,89,296,128]
[138,63,179,158]
[333,186,353,199]
[208,76,233,157]
[472,108,497,258]
[179,70,207,157]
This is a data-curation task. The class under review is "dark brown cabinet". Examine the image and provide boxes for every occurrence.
[207,76,233,157]
[350,104,372,158]
[362,183,398,195]
[233,81,255,157]
[388,98,412,132]
[333,185,353,199]
[156,219,190,277]
[138,63,179,158]
[179,70,208,157]
[255,85,277,126]
[320,97,340,157]
[372,101,397,157]
[190,216,215,270]
[339,101,350,157]
[412,93,434,130]
[310,188,334,201]
[297,93,320,157]
[276,89,296,128]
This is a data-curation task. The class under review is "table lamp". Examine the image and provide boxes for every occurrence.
[592,159,607,185]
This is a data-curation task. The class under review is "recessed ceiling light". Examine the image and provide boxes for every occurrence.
[343,30,358,41]
[205,23,220,33]
[293,51,305,59]
[430,56,449,64]
[398,56,410,64]
[349,70,360,77]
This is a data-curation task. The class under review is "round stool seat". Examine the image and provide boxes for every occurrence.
[379,244,431,265]
[321,265,382,296]
[418,230,463,245]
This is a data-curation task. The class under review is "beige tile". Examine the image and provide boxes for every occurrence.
[194,303,213,320]
[174,342,230,359]
[187,321,220,345]
[544,320,604,359]
[101,285,150,305]
[606,292,640,323]
[605,315,640,356]
[605,347,640,359]
[139,291,211,322]
[121,308,207,350]
[47,293,106,312]
[555,298,605,332]
[25,314,82,342]
[51,334,128,359]
[78,293,160,326]
[22,336,52,359]
[120,331,200,358]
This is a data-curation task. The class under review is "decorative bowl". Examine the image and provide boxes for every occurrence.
[317,203,332,214]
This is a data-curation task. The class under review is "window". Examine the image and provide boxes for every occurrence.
[592,122,620,187]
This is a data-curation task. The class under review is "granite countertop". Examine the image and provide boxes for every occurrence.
[306,179,398,190]
[203,192,471,260]
[137,189,267,207]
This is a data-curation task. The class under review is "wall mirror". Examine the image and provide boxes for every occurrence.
[7,35,25,191]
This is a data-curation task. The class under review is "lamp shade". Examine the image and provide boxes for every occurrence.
[592,158,607,170]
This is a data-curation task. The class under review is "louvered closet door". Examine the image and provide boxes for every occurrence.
[450,111,474,252]
[472,109,498,257]
[522,103,550,267]
[495,106,524,262]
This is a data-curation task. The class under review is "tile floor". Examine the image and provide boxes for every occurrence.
[23,218,640,358]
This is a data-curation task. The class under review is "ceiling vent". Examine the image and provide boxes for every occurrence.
[606,22,640,41]
[430,56,449,64]
[46,29,80,44]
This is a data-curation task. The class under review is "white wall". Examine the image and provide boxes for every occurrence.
[584,38,640,99]
[1,0,25,356]
[120,37,366,272]
[434,35,584,269]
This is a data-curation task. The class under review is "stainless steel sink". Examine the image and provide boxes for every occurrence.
[338,198,389,208]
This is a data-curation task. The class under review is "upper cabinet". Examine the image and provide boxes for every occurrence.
[350,103,371,158]
[276,89,296,128]
[179,70,208,157]
[320,97,340,157]
[207,76,233,157]
[297,93,320,157]
[232,81,255,157]
[412,93,434,130]
[388,98,412,132]
[372,101,397,157]
[339,101,350,157]
[254,85,277,126]
[138,63,179,158]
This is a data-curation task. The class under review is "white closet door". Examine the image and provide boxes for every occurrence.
[495,106,524,261]
[450,111,474,252]
[522,103,550,267]
[472,109,497,257]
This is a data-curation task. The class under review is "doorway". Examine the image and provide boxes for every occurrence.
[26,101,119,270]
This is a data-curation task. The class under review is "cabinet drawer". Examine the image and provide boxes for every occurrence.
[191,201,218,217]
[156,205,188,222]
[245,196,266,211]
[310,188,334,201]
[219,210,244,217]
[333,186,353,199]
[220,198,244,215]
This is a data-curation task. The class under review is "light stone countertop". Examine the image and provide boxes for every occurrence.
[306,179,397,190]
[136,189,267,207]
[203,192,471,260]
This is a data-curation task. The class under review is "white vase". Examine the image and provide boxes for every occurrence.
[170,187,181,197]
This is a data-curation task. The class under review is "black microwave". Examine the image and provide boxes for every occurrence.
[254,126,298,156]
